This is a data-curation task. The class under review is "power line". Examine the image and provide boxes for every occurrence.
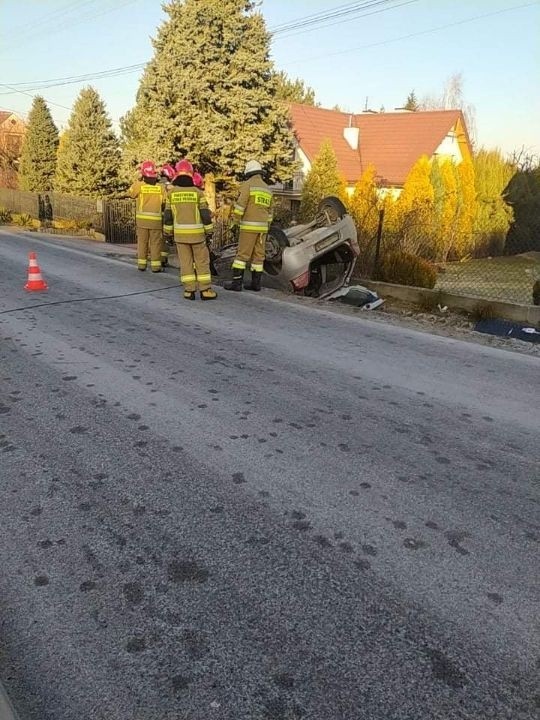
[5,0,99,37]
[0,83,72,112]
[0,0,410,95]
[271,0,398,33]
[1,0,140,53]
[3,0,536,115]
[273,0,418,40]
[282,1,540,65]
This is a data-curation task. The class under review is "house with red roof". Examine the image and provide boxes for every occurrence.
[0,111,26,159]
[277,103,472,215]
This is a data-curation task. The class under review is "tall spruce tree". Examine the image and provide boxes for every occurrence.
[473,149,513,255]
[18,96,59,192]
[394,155,435,256]
[56,87,121,197]
[274,71,317,106]
[299,139,346,221]
[121,0,296,188]
[403,91,419,111]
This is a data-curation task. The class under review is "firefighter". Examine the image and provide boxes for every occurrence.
[166,159,217,301]
[225,159,273,292]
[159,163,176,267]
[128,161,166,272]
[193,171,204,190]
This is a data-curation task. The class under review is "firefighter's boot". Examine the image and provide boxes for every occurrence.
[183,290,196,301]
[201,288,217,301]
[224,270,244,292]
[245,270,262,292]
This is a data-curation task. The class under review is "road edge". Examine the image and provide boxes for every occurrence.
[0,680,20,720]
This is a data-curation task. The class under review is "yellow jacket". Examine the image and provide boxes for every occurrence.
[166,185,213,244]
[232,174,273,234]
[128,180,165,230]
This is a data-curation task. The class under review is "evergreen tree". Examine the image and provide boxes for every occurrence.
[349,165,379,239]
[55,86,121,197]
[299,139,346,221]
[348,164,381,273]
[394,155,434,255]
[403,91,419,111]
[455,157,476,258]
[473,149,513,255]
[438,160,459,262]
[18,96,59,192]
[504,162,540,254]
[430,156,444,229]
[275,71,317,105]
[121,0,296,189]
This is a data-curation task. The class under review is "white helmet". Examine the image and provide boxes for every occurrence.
[244,159,262,175]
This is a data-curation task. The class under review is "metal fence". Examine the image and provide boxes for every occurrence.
[0,187,102,229]
[102,199,136,244]
[352,210,540,307]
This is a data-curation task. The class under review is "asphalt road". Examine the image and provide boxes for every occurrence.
[0,229,538,720]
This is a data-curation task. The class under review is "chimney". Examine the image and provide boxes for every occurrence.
[343,115,360,151]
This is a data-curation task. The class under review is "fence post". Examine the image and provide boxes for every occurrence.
[373,207,385,278]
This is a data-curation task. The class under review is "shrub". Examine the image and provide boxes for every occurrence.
[271,205,294,228]
[377,251,437,289]
[0,207,12,224]
[14,213,34,228]
[471,303,498,321]
[533,280,540,306]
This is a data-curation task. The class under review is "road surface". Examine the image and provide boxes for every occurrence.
[0,229,538,720]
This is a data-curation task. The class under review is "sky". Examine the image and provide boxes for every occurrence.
[0,0,538,156]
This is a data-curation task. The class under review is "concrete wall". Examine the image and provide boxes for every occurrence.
[359,279,540,325]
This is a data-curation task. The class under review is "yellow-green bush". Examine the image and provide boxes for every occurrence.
[377,251,437,289]
[0,207,12,224]
[13,213,34,228]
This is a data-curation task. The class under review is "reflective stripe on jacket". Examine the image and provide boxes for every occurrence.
[128,180,165,230]
[232,174,273,234]
[166,187,213,244]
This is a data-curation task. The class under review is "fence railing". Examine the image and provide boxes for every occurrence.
[0,187,102,229]
[353,210,540,307]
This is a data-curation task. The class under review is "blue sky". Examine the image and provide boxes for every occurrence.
[0,0,538,155]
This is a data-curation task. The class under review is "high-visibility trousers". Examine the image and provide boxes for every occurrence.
[176,242,212,292]
[231,230,265,273]
[137,227,162,272]
[160,234,169,265]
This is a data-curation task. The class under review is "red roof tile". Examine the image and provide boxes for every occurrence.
[289,103,469,186]
[0,111,14,125]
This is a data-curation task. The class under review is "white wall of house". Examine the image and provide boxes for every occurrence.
[433,124,464,163]
[293,146,311,191]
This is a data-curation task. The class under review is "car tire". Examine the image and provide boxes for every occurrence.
[264,224,290,275]
[318,196,347,224]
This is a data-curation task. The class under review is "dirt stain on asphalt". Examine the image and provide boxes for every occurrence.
[167,559,209,584]
[425,648,467,689]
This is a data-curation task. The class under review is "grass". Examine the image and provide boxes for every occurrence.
[436,255,540,306]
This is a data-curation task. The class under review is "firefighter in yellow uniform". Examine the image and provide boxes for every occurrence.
[159,163,176,267]
[128,160,165,272]
[166,160,217,301]
[225,159,273,292]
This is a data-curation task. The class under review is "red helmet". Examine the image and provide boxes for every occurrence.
[192,172,204,188]
[175,159,194,177]
[161,163,175,180]
[140,160,157,178]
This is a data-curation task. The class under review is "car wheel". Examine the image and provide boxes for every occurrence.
[264,224,290,276]
[317,196,348,225]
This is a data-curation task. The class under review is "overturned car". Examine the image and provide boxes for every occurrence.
[212,197,361,299]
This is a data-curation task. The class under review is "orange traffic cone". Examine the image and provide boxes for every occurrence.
[24,251,48,292]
